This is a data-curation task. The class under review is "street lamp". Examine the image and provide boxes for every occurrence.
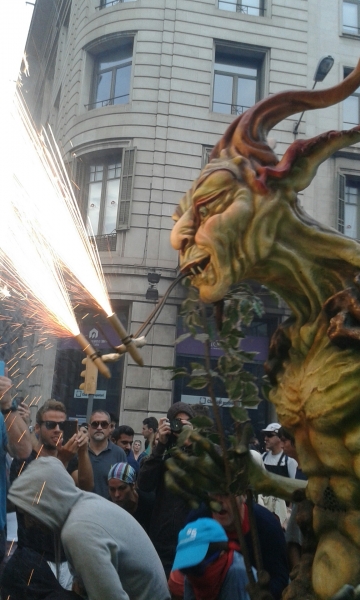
[293,55,335,137]
[146,271,161,301]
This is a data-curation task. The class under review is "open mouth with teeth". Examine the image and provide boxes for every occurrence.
[181,255,211,277]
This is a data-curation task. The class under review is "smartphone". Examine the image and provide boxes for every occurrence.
[0,361,5,377]
[62,419,78,444]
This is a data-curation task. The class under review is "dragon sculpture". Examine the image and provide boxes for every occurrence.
[170,60,360,599]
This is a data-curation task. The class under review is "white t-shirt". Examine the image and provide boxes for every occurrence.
[262,451,298,478]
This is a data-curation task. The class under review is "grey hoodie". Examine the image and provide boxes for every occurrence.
[8,456,170,600]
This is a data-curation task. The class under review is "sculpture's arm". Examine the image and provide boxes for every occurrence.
[165,432,307,508]
[248,456,307,502]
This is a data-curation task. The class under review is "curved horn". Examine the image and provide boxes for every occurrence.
[212,59,360,167]
[260,126,360,193]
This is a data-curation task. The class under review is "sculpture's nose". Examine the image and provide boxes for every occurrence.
[170,211,195,254]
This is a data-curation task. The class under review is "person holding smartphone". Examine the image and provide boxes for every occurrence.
[0,398,92,600]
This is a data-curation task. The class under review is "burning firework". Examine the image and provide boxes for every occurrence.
[0,71,144,371]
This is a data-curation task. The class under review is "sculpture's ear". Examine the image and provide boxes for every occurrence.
[258,127,360,193]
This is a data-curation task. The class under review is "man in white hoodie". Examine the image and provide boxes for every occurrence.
[7,456,170,600]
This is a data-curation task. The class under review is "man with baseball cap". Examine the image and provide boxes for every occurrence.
[259,422,298,527]
[261,423,298,479]
[171,518,255,600]
[107,462,154,533]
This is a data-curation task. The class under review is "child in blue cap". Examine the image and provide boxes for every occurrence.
[170,518,256,600]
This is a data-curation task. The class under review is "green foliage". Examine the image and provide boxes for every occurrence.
[164,280,271,508]
[166,423,256,508]
[171,281,264,409]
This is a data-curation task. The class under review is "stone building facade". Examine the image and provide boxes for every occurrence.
[20,0,360,431]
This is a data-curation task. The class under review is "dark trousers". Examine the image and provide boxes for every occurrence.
[0,527,5,565]
[0,546,80,600]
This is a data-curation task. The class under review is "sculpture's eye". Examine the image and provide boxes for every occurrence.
[198,206,208,218]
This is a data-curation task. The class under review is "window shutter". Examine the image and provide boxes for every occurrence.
[63,158,86,219]
[202,146,212,168]
[117,147,136,229]
[338,173,346,234]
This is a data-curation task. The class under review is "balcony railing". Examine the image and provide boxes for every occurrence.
[96,0,129,9]
[85,93,129,110]
[218,1,265,16]
[212,101,251,115]
[89,232,117,252]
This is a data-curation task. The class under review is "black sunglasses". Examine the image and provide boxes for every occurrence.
[40,420,66,430]
[90,420,110,429]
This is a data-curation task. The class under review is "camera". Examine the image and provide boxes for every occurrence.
[170,418,183,434]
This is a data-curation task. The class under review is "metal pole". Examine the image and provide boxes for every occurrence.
[86,393,94,423]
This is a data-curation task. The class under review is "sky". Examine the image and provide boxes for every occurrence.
[1,1,34,92]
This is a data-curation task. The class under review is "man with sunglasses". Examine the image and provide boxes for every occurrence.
[68,410,127,499]
[1,398,91,600]
[261,423,298,479]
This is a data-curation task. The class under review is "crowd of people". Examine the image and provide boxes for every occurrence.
[0,371,306,600]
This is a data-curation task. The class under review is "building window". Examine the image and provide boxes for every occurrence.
[84,148,136,236]
[343,0,360,35]
[202,146,213,167]
[343,68,360,129]
[89,40,133,109]
[99,0,134,7]
[218,0,265,16]
[338,173,360,239]
[87,161,120,235]
[212,44,265,115]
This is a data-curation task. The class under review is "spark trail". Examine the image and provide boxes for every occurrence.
[6,88,143,364]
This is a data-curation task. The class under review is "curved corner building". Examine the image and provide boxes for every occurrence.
[22,0,360,431]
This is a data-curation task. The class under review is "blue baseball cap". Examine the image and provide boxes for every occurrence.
[172,518,228,571]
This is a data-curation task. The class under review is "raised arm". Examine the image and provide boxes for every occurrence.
[137,417,171,493]
[57,428,94,491]
[71,430,94,492]
[0,376,31,459]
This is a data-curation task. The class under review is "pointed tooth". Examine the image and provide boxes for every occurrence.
[191,268,197,275]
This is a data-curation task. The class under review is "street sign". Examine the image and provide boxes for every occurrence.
[180,394,257,409]
[74,389,107,400]
[181,394,234,408]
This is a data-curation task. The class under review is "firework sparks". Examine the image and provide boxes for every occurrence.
[7,540,15,556]
[0,285,11,300]
[35,445,44,459]
[0,196,80,339]
[0,64,142,366]
[35,481,46,505]
[27,569,34,586]
[8,95,112,318]
[17,429,27,444]
[17,461,26,477]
